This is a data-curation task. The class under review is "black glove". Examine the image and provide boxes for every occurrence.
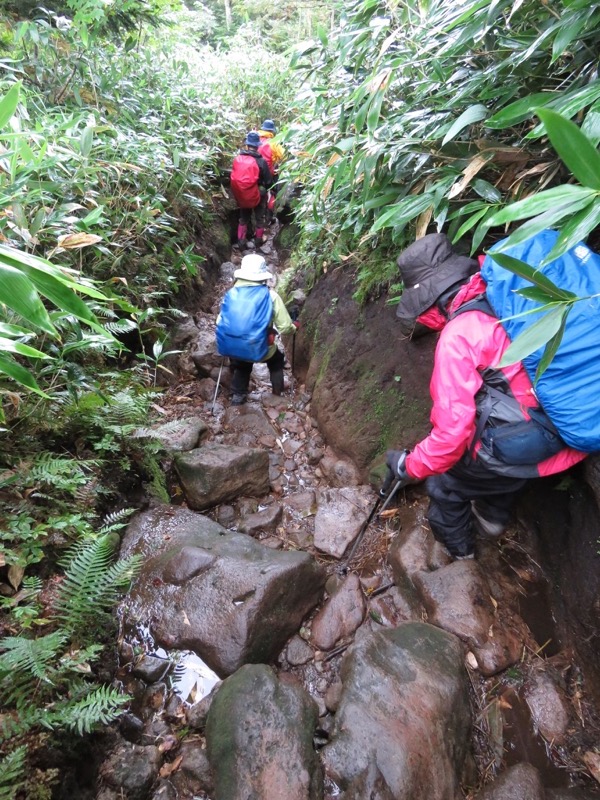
[385,449,414,488]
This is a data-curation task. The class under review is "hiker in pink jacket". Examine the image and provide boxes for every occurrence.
[386,234,586,559]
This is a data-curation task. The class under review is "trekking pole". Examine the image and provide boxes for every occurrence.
[211,358,225,415]
[339,468,400,574]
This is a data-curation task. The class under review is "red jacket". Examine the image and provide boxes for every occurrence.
[405,274,586,481]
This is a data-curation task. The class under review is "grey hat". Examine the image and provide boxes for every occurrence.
[395,233,478,333]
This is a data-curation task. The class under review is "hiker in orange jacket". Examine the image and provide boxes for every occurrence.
[230,131,272,248]
[258,119,284,188]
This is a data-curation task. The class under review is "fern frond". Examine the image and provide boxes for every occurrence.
[0,631,66,685]
[58,685,128,735]
[103,319,138,335]
[55,535,140,634]
[0,745,27,800]
[98,508,135,534]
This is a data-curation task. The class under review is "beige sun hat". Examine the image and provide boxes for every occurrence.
[234,254,273,282]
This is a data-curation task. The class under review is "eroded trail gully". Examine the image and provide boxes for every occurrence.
[99,225,600,800]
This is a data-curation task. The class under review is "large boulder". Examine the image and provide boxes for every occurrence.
[311,573,366,651]
[174,444,269,510]
[476,763,545,800]
[322,622,470,799]
[121,506,326,676]
[206,664,323,800]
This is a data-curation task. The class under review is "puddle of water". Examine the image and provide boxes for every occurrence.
[517,580,561,657]
[501,687,569,788]
[169,651,220,704]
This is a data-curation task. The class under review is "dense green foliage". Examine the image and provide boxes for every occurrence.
[283,0,600,301]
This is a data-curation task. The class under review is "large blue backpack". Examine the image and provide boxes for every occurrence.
[216,284,273,362]
[481,229,600,452]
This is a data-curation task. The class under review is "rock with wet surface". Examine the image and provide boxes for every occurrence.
[139,417,209,452]
[99,741,161,800]
[472,615,526,676]
[186,681,222,731]
[224,405,278,437]
[190,328,223,377]
[313,486,374,558]
[524,669,570,743]
[318,447,361,487]
[476,763,545,800]
[174,444,269,510]
[322,622,470,799]
[286,635,314,666]
[238,504,282,535]
[170,739,214,796]
[311,573,366,651]
[206,664,323,800]
[132,655,170,683]
[121,506,326,676]
[413,560,496,648]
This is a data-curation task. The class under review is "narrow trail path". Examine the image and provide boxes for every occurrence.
[106,222,600,800]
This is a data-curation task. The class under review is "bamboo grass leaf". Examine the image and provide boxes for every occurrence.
[498,305,569,368]
[536,108,600,190]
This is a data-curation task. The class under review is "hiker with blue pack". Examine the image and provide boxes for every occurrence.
[216,254,298,405]
[385,231,588,560]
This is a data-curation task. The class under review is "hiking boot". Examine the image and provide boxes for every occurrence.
[270,370,284,396]
[231,393,247,406]
[455,553,475,561]
[471,503,506,538]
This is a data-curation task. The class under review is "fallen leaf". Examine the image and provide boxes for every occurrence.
[158,735,178,753]
[158,755,183,778]
[182,610,191,626]
[490,595,498,609]
[8,565,24,591]
[465,651,478,669]
[57,232,103,249]
[583,751,600,784]
[379,508,399,519]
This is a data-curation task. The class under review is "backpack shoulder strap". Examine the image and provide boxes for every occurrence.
[450,294,495,319]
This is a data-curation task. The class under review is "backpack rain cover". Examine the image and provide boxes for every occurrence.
[231,154,260,208]
[216,284,273,362]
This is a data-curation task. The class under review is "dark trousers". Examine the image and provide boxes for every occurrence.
[239,191,268,233]
[426,457,526,557]
[230,348,285,396]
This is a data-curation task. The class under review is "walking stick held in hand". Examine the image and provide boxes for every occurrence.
[339,467,400,574]
[211,357,225,415]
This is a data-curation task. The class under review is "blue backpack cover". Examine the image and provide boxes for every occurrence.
[481,229,600,452]
[216,284,273,362]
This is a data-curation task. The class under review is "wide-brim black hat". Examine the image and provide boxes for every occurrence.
[395,233,479,328]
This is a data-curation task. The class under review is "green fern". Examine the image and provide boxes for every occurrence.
[0,746,27,800]
[55,534,140,634]
[0,631,67,686]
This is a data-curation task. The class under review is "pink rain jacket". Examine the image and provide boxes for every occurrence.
[405,273,587,481]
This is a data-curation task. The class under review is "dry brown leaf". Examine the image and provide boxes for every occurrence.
[490,595,498,609]
[415,207,433,239]
[57,232,103,250]
[496,695,513,711]
[158,754,183,778]
[448,154,491,199]
[583,751,600,784]
[7,565,24,591]
[379,508,399,519]
[0,553,5,568]
[465,651,478,669]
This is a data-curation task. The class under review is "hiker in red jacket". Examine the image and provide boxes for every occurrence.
[230,131,273,248]
[386,233,586,560]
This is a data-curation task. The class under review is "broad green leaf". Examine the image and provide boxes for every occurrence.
[486,92,555,130]
[497,196,597,249]
[80,125,94,158]
[372,194,433,232]
[17,265,102,331]
[0,83,20,129]
[442,104,487,146]
[582,109,600,147]
[0,260,56,335]
[536,108,600,190]
[489,252,576,301]
[541,200,600,265]
[472,179,501,203]
[0,336,47,358]
[517,287,559,303]
[487,185,596,226]
[551,15,587,63]
[79,206,104,227]
[452,206,489,242]
[498,305,569,368]
[535,307,571,381]
[0,354,48,397]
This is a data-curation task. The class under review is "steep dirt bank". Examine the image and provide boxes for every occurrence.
[296,263,600,706]
[293,267,434,477]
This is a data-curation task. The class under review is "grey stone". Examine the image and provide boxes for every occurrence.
[220,261,236,281]
[175,444,269,510]
[163,546,216,584]
[224,405,278,437]
[216,505,236,527]
[171,740,214,795]
[313,486,374,558]
[121,506,326,676]
[191,328,222,377]
[524,669,570,743]
[149,781,177,800]
[186,681,222,731]
[322,623,470,800]
[324,680,343,713]
[478,763,544,800]
[283,490,317,516]
[318,447,361,487]
[238,504,283,535]
[169,317,199,347]
[132,655,170,683]
[311,573,366,651]
[286,635,314,666]
[413,560,495,648]
[100,742,161,800]
[141,417,209,452]
[206,664,323,800]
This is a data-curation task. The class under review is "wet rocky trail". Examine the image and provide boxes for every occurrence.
[95,224,600,800]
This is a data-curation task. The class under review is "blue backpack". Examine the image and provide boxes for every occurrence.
[216,284,273,362]
[481,229,600,452]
